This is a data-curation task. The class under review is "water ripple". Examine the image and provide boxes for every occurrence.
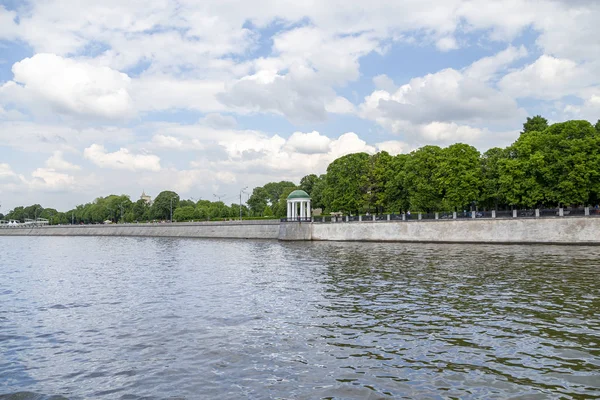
[0,237,599,399]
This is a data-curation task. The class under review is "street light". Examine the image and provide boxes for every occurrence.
[239,186,248,221]
[170,195,179,223]
[213,193,225,202]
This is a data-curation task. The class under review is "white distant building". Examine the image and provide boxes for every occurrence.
[140,190,152,205]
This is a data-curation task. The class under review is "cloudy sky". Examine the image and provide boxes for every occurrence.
[0,0,599,211]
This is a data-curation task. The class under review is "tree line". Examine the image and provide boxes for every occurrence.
[2,117,600,223]
[1,191,253,224]
[248,117,600,215]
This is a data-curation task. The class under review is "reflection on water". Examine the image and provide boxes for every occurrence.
[1,237,599,399]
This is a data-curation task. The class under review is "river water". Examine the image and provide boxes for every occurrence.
[0,237,599,399]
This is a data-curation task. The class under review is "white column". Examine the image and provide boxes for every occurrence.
[307,200,311,217]
[287,202,291,218]
[292,201,297,218]
[300,201,305,218]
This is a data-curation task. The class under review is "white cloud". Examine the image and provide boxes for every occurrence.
[2,54,134,119]
[132,75,225,114]
[498,55,597,99]
[0,163,19,182]
[376,140,410,155]
[218,65,333,122]
[46,151,81,171]
[28,168,76,191]
[373,74,397,93]
[420,122,482,142]
[0,6,19,41]
[436,36,458,52]
[284,131,333,154]
[199,113,237,129]
[0,121,135,153]
[360,68,522,140]
[325,97,356,115]
[465,45,528,82]
[83,144,161,171]
[0,105,26,120]
[151,135,184,149]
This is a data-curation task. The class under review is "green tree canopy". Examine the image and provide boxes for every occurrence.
[522,115,549,134]
[151,191,180,220]
[323,152,370,214]
[403,146,444,212]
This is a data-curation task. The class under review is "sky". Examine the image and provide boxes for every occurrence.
[0,0,599,212]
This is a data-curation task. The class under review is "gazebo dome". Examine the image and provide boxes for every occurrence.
[287,190,310,200]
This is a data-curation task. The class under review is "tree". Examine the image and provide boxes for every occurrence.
[364,151,394,213]
[403,146,445,211]
[385,154,410,213]
[309,175,327,211]
[263,181,296,205]
[273,186,298,217]
[522,115,548,134]
[247,187,268,215]
[132,199,150,222]
[323,153,370,214]
[299,174,319,195]
[263,205,273,216]
[595,119,600,134]
[151,191,180,220]
[500,120,600,207]
[173,206,195,221]
[480,147,507,209]
[179,199,196,208]
[438,143,482,211]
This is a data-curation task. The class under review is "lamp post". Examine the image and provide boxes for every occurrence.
[213,193,225,202]
[170,195,179,223]
[239,186,248,221]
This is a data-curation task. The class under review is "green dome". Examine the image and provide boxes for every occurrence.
[287,189,311,200]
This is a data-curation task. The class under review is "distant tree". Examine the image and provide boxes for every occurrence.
[273,186,298,217]
[247,187,268,215]
[151,191,180,220]
[173,206,195,221]
[522,115,548,134]
[132,199,150,222]
[263,205,273,216]
[595,119,600,134]
[263,181,296,205]
[299,174,319,195]
[309,175,327,211]
[179,199,196,208]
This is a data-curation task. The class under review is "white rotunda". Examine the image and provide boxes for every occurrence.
[286,190,311,220]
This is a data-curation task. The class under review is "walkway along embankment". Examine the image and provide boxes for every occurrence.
[1,217,599,244]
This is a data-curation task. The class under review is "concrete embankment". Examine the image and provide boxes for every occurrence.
[0,220,280,240]
[2,217,599,244]
[308,217,600,244]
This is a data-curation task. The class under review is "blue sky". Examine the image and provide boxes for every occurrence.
[0,0,599,211]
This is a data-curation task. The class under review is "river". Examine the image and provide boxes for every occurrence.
[1,237,599,399]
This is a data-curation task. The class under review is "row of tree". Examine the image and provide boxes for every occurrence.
[2,191,252,224]
[3,117,600,222]
[246,117,600,215]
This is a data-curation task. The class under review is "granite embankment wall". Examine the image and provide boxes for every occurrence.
[0,220,280,239]
[308,217,600,244]
[2,218,599,244]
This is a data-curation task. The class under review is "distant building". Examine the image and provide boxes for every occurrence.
[140,190,152,205]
